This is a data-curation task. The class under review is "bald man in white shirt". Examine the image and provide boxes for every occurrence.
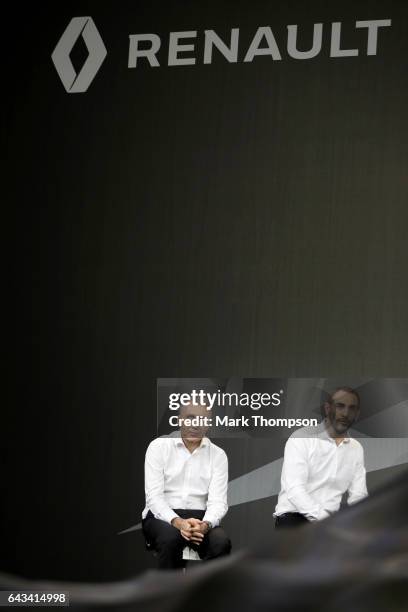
[142,403,231,568]
[274,387,368,528]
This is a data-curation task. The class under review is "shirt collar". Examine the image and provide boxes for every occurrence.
[174,434,210,449]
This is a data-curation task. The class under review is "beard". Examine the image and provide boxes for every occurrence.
[326,411,353,435]
[333,419,351,434]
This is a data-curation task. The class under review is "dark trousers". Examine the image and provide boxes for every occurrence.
[274,512,309,529]
[143,509,231,569]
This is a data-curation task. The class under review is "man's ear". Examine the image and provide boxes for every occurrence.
[323,402,330,417]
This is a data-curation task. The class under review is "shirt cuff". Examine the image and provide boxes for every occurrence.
[202,513,219,527]
[307,508,330,521]
[161,509,179,525]
[316,509,330,521]
[348,492,368,505]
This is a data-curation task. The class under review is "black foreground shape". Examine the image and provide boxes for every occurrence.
[1,470,407,612]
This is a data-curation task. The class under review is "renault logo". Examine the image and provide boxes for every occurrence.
[51,17,107,93]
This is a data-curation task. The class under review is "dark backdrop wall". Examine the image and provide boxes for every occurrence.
[5,0,408,582]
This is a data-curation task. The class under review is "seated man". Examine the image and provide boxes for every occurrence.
[274,386,368,528]
[142,402,231,569]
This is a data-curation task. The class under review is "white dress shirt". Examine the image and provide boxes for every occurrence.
[142,433,228,526]
[275,422,368,521]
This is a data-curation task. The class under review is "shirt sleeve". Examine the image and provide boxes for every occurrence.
[145,441,179,525]
[202,449,228,527]
[347,444,368,505]
[282,437,330,521]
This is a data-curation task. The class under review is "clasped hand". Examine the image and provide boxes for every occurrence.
[172,517,209,543]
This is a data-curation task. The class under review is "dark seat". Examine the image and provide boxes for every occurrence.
[144,535,201,568]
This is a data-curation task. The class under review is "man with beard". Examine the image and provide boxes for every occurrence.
[274,387,368,528]
[142,402,231,568]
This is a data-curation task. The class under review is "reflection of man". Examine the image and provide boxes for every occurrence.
[142,402,231,568]
[274,387,368,528]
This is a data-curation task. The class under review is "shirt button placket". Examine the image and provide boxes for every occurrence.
[182,457,190,508]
